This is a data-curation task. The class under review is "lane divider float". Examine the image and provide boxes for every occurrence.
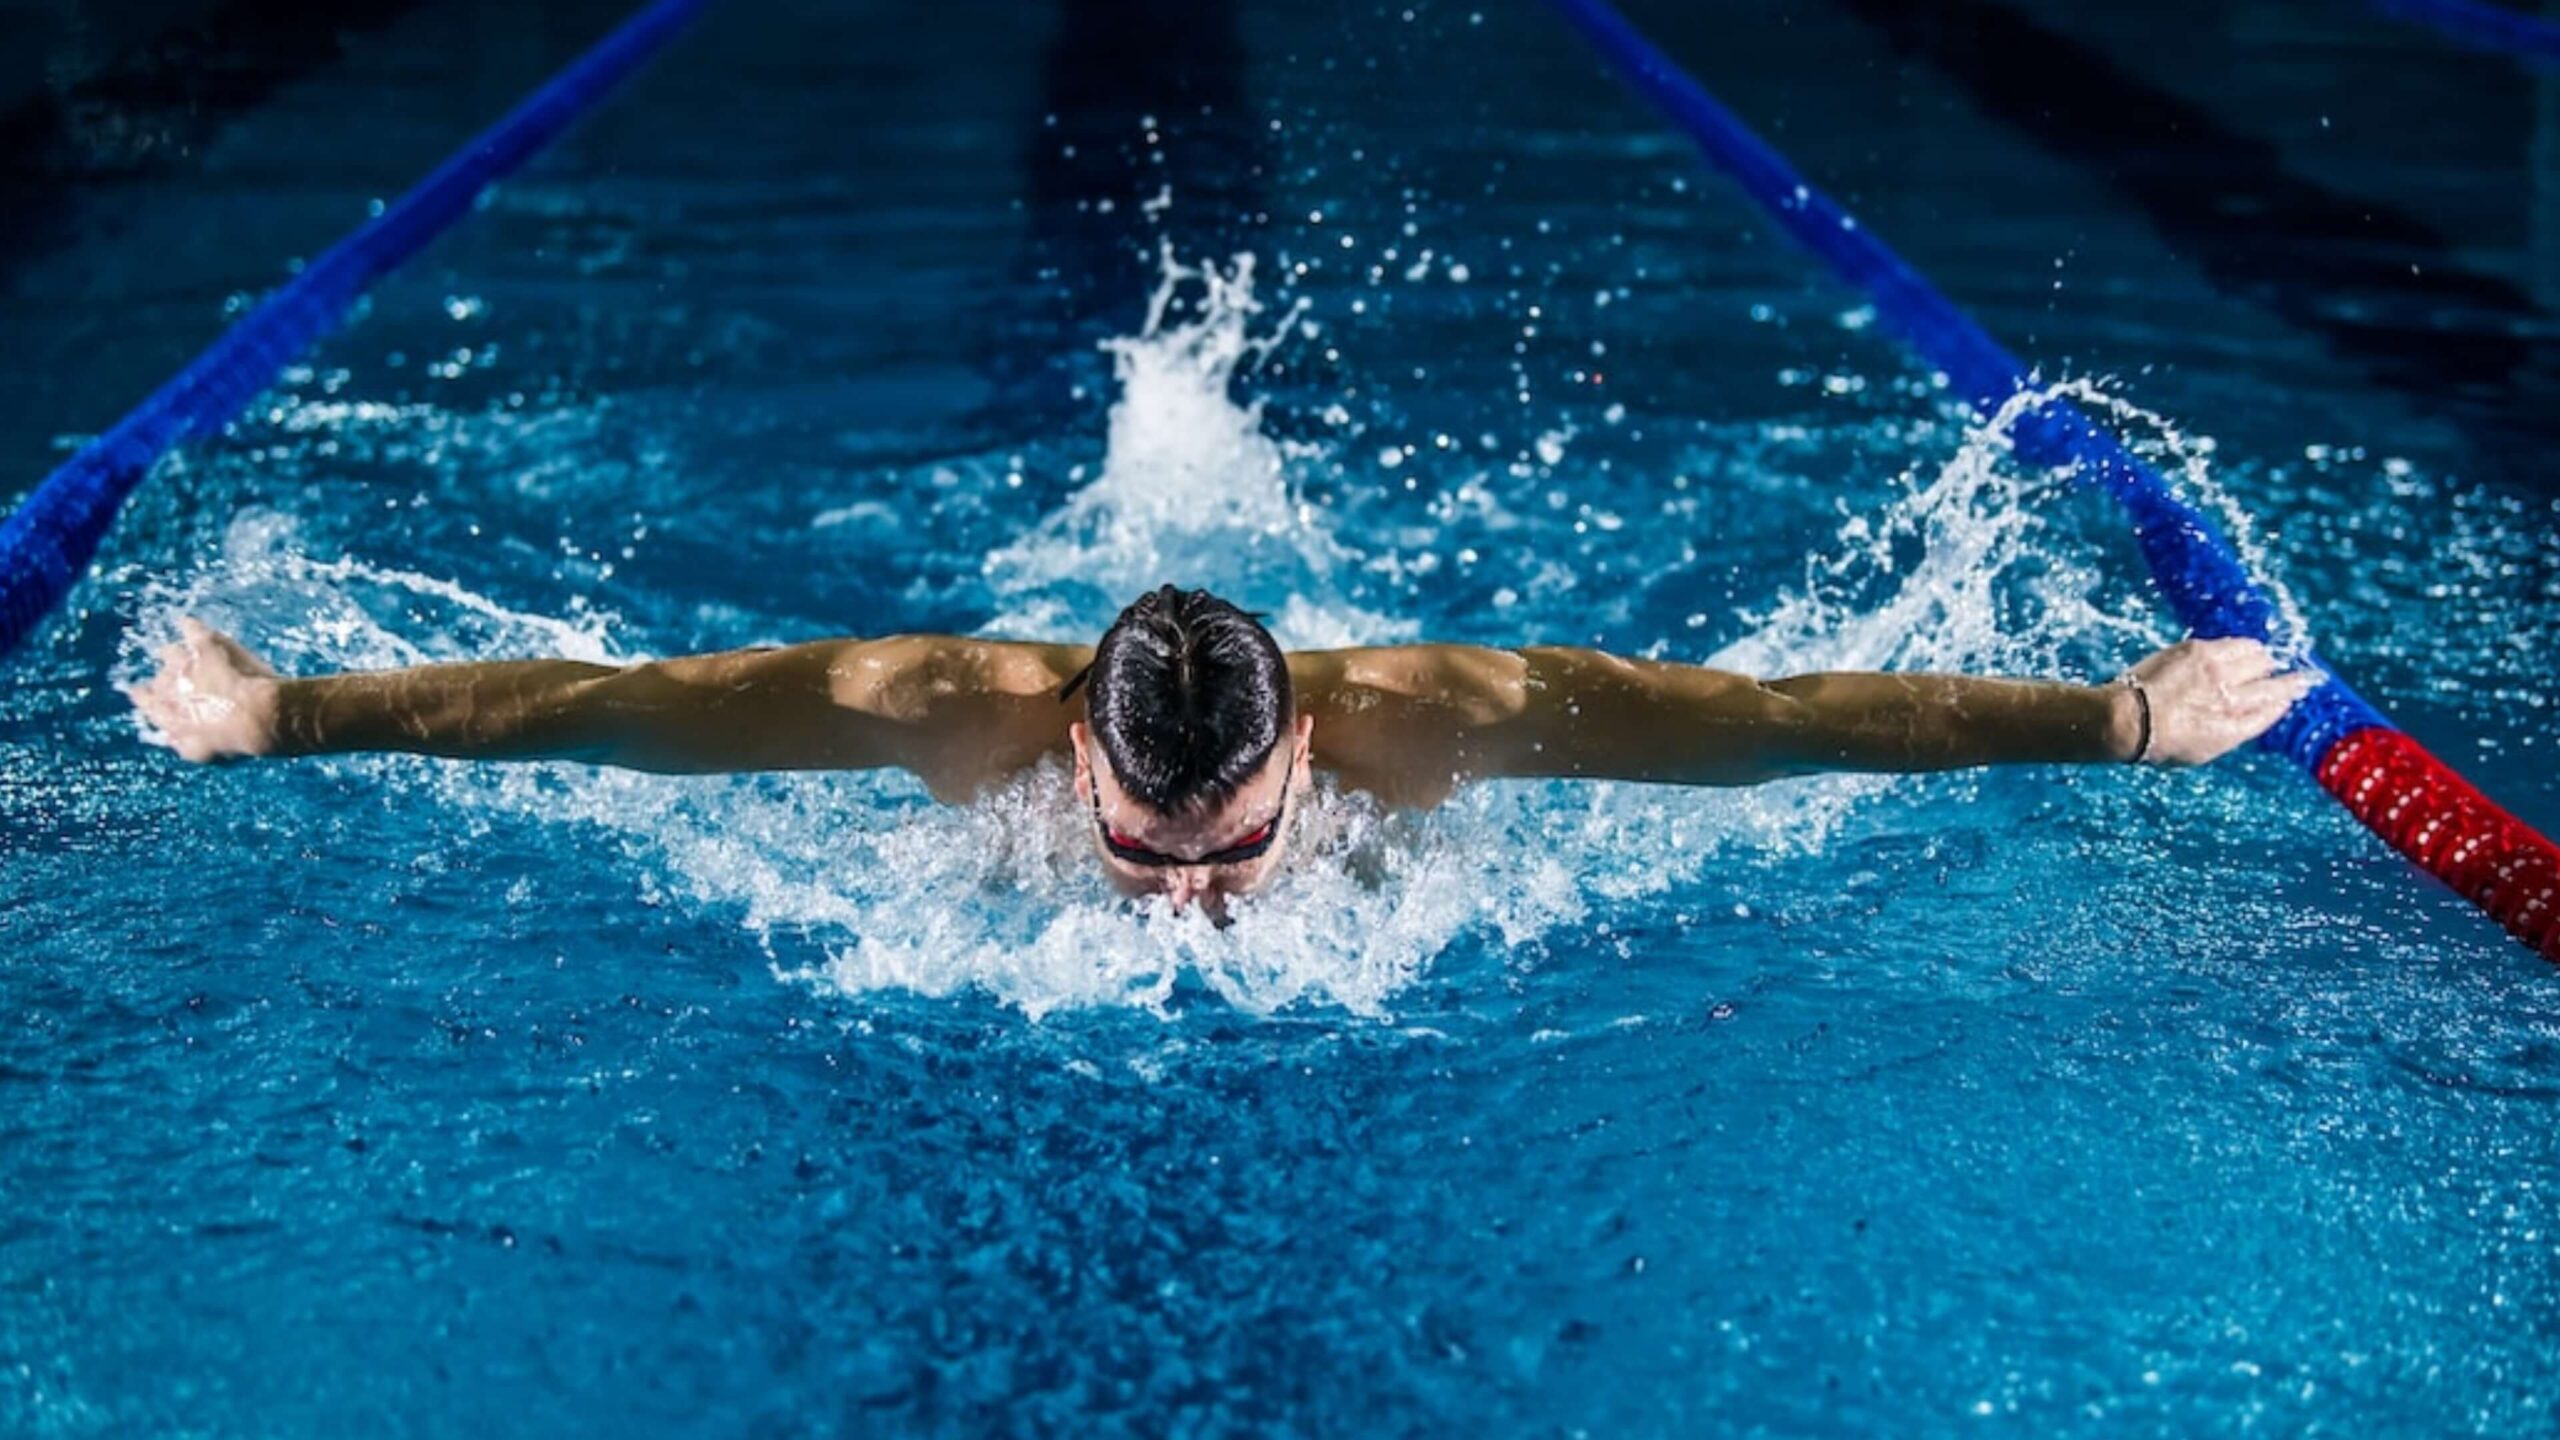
[2372,0,2560,67]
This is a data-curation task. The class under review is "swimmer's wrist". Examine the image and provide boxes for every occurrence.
[2098,679,2146,764]
[268,675,397,758]
[263,677,319,757]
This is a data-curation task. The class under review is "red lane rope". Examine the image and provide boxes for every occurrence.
[2318,727,2560,960]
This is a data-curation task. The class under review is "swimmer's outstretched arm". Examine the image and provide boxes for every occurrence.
[1298,637,2316,799]
[126,619,1088,801]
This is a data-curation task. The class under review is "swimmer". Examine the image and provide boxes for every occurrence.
[129,586,2318,919]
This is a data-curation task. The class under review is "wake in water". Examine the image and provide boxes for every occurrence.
[983,245,1415,651]
[127,252,2294,1019]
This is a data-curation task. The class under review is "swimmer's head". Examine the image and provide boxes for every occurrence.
[1065,585,1312,917]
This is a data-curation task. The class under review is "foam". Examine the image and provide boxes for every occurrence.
[981,245,1414,650]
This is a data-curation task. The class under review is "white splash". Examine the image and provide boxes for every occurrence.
[2036,379,2313,659]
[981,245,1412,649]
[127,510,625,674]
[131,331,2250,1021]
[1718,383,2173,682]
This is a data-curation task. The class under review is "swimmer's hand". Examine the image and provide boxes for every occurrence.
[126,617,283,762]
[2115,636,2322,767]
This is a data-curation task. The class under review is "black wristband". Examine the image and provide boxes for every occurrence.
[2124,678,2153,765]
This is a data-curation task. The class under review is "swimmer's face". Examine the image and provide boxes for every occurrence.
[1070,714,1314,922]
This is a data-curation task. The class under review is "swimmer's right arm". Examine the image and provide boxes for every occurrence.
[126,619,1088,801]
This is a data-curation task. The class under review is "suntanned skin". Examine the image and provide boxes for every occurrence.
[129,618,2318,913]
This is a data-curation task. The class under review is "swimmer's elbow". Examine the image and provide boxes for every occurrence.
[571,656,848,772]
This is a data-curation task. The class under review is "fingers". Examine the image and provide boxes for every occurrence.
[2238,676,2311,726]
[2205,668,2322,753]
[126,677,181,748]
[145,619,227,689]
[2185,636,2275,686]
[125,672,225,763]
[169,615,279,681]
[130,622,210,742]
[131,669,183,722]
[153,620,206,692]
[2252,670,2321,722]
[2220,639,2279,684]
[174,616,215,675]
[2149,636,2300,689]
[197,621,272,677]
[2132,634,2265,683]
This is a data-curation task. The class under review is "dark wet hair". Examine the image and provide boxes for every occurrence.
[1063,585,1291,814]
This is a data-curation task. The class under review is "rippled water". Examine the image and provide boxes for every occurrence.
[5,0,2559,1433]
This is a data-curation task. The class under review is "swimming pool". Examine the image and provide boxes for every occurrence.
[5,0,2559,1431]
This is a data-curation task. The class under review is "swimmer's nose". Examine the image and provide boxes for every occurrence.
[1164,867,1215,912]
[1164,870,1235,927]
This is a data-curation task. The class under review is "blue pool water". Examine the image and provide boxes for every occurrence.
[5,0,2560,1432]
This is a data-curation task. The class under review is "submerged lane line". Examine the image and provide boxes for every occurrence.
[0,0,710,661]
[1538,0,2560,962]
[2372,0,2560,66]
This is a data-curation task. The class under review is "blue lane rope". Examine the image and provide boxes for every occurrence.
[0,0,709,661]
[1538,0,2387,768]
[2372,0,2560,66]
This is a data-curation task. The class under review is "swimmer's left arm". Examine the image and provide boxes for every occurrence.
[1304,637,2314,798]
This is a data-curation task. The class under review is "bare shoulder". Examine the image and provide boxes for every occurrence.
[1287,643,1533,807]
[1290,643,1529,720]
[824,636,1090,803]
[823,635,1091,715]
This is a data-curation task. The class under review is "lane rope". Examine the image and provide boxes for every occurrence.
[2372,0,2560,66]
[1542,0,2560,960]
[0,0,710,659]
